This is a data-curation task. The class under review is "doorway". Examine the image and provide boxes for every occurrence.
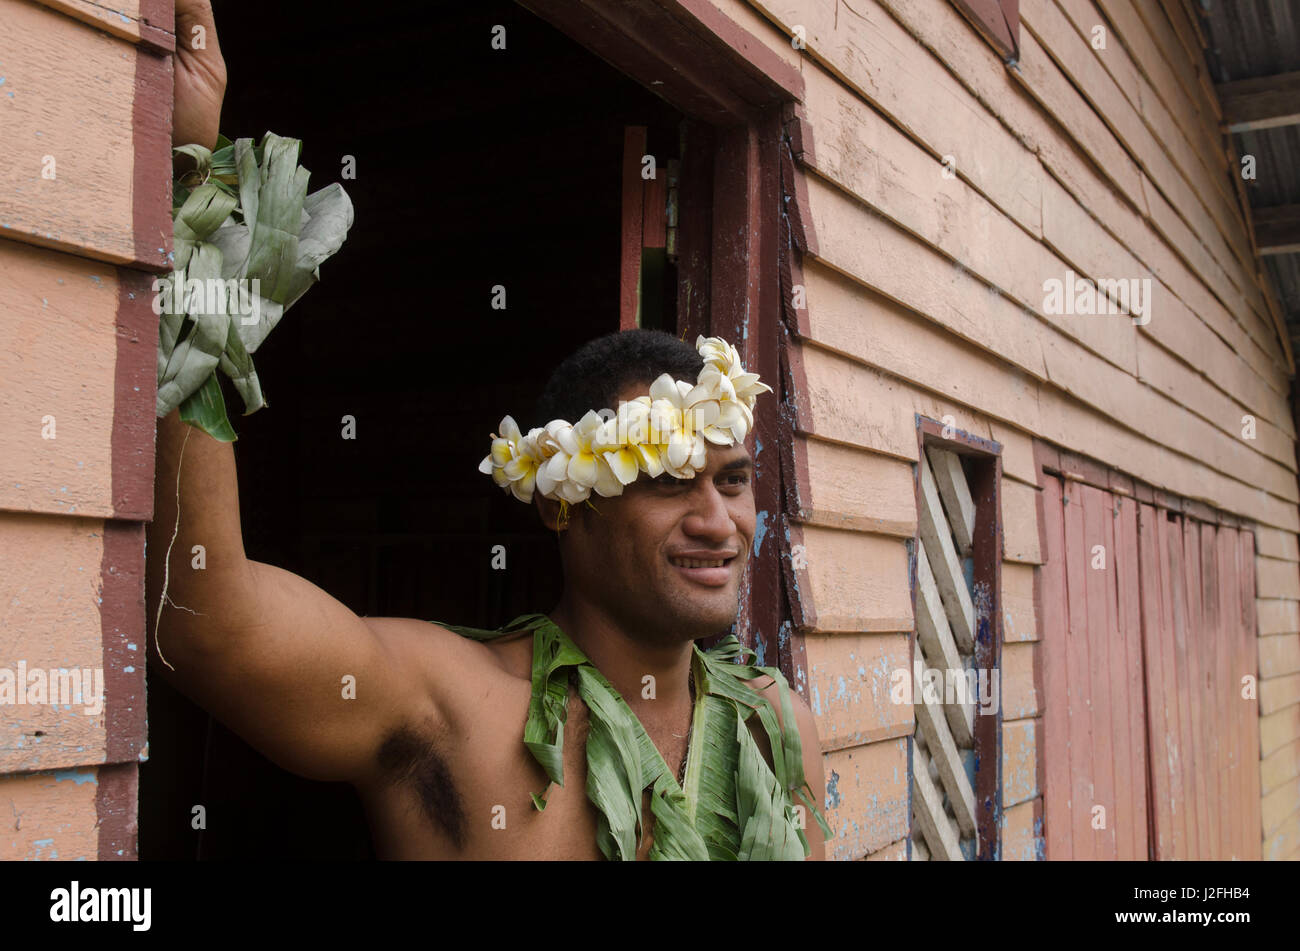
[140,0,688,859]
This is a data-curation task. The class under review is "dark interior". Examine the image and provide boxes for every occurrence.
[141,0,685,859]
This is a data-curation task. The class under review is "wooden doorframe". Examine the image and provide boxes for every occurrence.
[516,0,817,688]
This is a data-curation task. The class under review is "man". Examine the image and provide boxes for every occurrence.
[151,0,827,861]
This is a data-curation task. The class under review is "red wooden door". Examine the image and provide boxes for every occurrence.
[1041,475,1262,860]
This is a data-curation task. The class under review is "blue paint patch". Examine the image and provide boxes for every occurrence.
[123,666,135,673]
[754,436,763,458]
[90,275,103,287]
[52,768,97,786]
[752,510,769,556]
[810,683,822,715]
[127,643,137,651]
[825,769,842,808]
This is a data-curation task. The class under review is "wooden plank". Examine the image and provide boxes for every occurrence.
[799,525,914,633]
[0,769,101,860]
[1095,0,1220,167]
[1055,0,1239,234]
[1239,534,1262,861]
[1181,518,1213,857]
[1217,71,1300,133]
[1260,674,1300,718]
[1080,484,1119,858]
[1255,528,1300,563]
[1115,496,1149,859]
[0,513,108,773]
[1062,480,1096,858]
[1003,562,1038,643]
[1101,490,1133,859]
[823,740,910,859]
[1257,598,1300,636]
[1257,558,1300,600]
[805,632,912,752]
[619,126,647,330]
[1040,475,1072,858]
[1254,203,1300,255]
[919,451,977,651]
[874,0,1277,356]
[1202,523,1226,857]
[749,0,1044,236]
[1261,738,1300,795]
[916,542,976,746]
[1221,526,1248,858]
[0,242,121,517]
[1137,504,1175,858]
[1001,798,1044,860]
[1003,479,1044,565]
[0,0,170,270]
[991,421,1039,486]
[927,447,976,555]
[1002,640,1039,719]
[915,672,979,836]
[1260,633,1300,679]
[1022,0,1264,336]
[796,341,1300,532]
[908,835,929,860]
[911,740,965,859]
[1002,718,1040,808]
[799,436,917,537]
[35,0,175,52]
[806,188,1298,496]
[1164,509,1190,857]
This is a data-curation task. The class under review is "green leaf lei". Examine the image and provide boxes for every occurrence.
[439,613,833,860]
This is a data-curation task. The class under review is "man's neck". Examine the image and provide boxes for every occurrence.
[546,597,695,723]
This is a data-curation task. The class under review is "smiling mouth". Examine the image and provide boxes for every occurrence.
[669,557,731,569]
[668,554,737,587]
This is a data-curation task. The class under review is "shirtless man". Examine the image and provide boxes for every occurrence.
[151,0,827,861]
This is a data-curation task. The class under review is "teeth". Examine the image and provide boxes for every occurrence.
[673,558,726,568]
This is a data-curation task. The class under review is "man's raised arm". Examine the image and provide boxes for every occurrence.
[145,1,449,786]
[145,411,447,783]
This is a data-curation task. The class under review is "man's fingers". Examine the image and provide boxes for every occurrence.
[175,0,222,57]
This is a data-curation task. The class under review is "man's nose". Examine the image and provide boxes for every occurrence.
[682,482,737,541]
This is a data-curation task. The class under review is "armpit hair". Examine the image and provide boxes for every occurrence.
[376,724,467,851]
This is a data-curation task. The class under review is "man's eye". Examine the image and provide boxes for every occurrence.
[722,473,751,487]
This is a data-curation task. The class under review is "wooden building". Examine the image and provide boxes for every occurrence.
[1,0,1298,861]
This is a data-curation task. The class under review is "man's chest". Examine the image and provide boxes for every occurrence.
[358,685,693,860]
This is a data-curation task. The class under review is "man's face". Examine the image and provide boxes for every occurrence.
[558,381,756,644]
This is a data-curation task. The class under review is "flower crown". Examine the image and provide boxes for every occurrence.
[478,335,772,507]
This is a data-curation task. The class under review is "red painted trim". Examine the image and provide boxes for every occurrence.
[95,762,140,859]
[131,48,173,271]
[620,126,647,330]
[672,0,804,102]
[676,119,714,341]
[134,0,177,52]
[950,0,1019,62]
[113,270,159,519]
[101,520,148,764]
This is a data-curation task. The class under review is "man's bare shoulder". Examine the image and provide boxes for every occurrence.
[362,617,530,673]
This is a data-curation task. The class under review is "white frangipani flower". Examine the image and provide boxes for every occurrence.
[480,335,770,503]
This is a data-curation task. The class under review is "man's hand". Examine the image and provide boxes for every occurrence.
[173,0,227,150]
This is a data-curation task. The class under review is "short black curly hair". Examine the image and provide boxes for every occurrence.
[533,329,704,426]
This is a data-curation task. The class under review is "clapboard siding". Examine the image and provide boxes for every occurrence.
[0,513,110,774]
[35,0,175,52]
[798,266,1299,531]
[0,0,162,863]
[805,632,912,752]
[0,0,171,269]
[0,242,121,518]
[820,738,910,859]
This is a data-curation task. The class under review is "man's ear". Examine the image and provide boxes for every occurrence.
[534,493,568,532]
